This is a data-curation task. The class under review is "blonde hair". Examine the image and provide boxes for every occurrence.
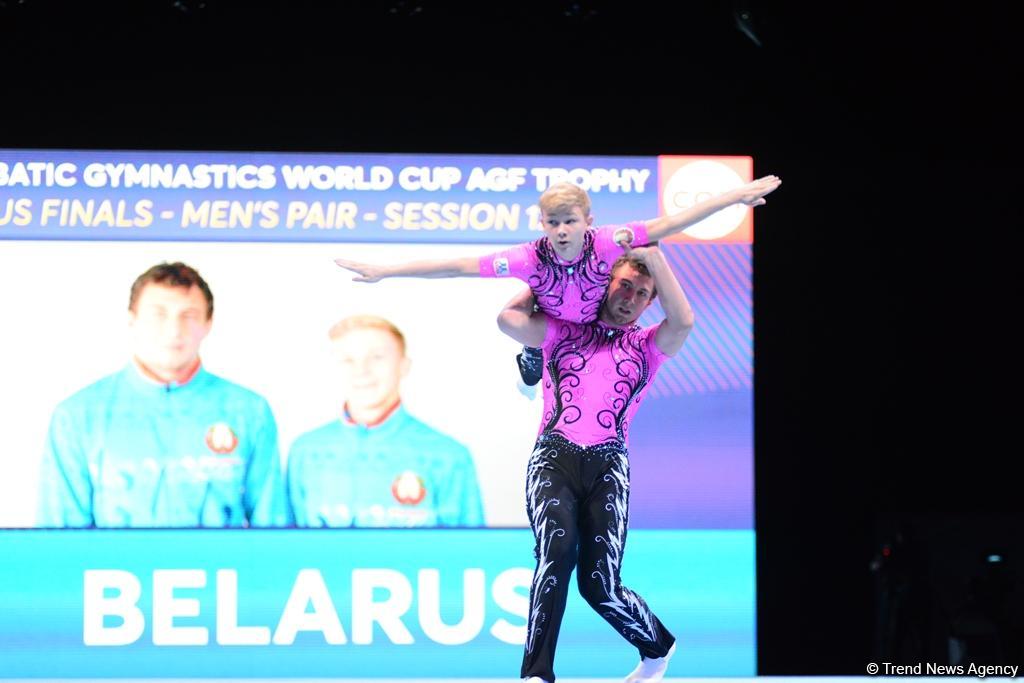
[328,315,406,354]
[538,182,591,217]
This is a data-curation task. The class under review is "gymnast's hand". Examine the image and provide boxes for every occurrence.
[619,243,661,264]
[334,258,388,283]
[735,175,782,206]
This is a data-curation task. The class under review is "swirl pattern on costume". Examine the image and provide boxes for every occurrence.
[523,441,565,655]
[541,321,606,434]
[595,326,653,443]
[589,456,661,644]
[541,321,662,446]
[529,230,613,321]
[519,433,675,678]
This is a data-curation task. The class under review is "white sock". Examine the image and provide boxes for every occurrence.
[623,641,676,683]
[524,677,551,683]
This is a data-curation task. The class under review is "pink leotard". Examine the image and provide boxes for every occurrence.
[479,222,649,323]
[538,316,668,447]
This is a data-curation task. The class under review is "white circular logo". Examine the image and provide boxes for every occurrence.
[662,160,747,240]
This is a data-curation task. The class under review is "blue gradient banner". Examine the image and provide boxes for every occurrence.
[0,151,656,244]
[0,529,755,678]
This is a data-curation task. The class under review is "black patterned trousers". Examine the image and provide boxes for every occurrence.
[521,433,675,682]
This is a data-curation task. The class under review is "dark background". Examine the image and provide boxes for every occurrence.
[2,0,1020,672]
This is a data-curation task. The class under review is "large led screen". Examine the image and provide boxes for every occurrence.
[0,150,755,678]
